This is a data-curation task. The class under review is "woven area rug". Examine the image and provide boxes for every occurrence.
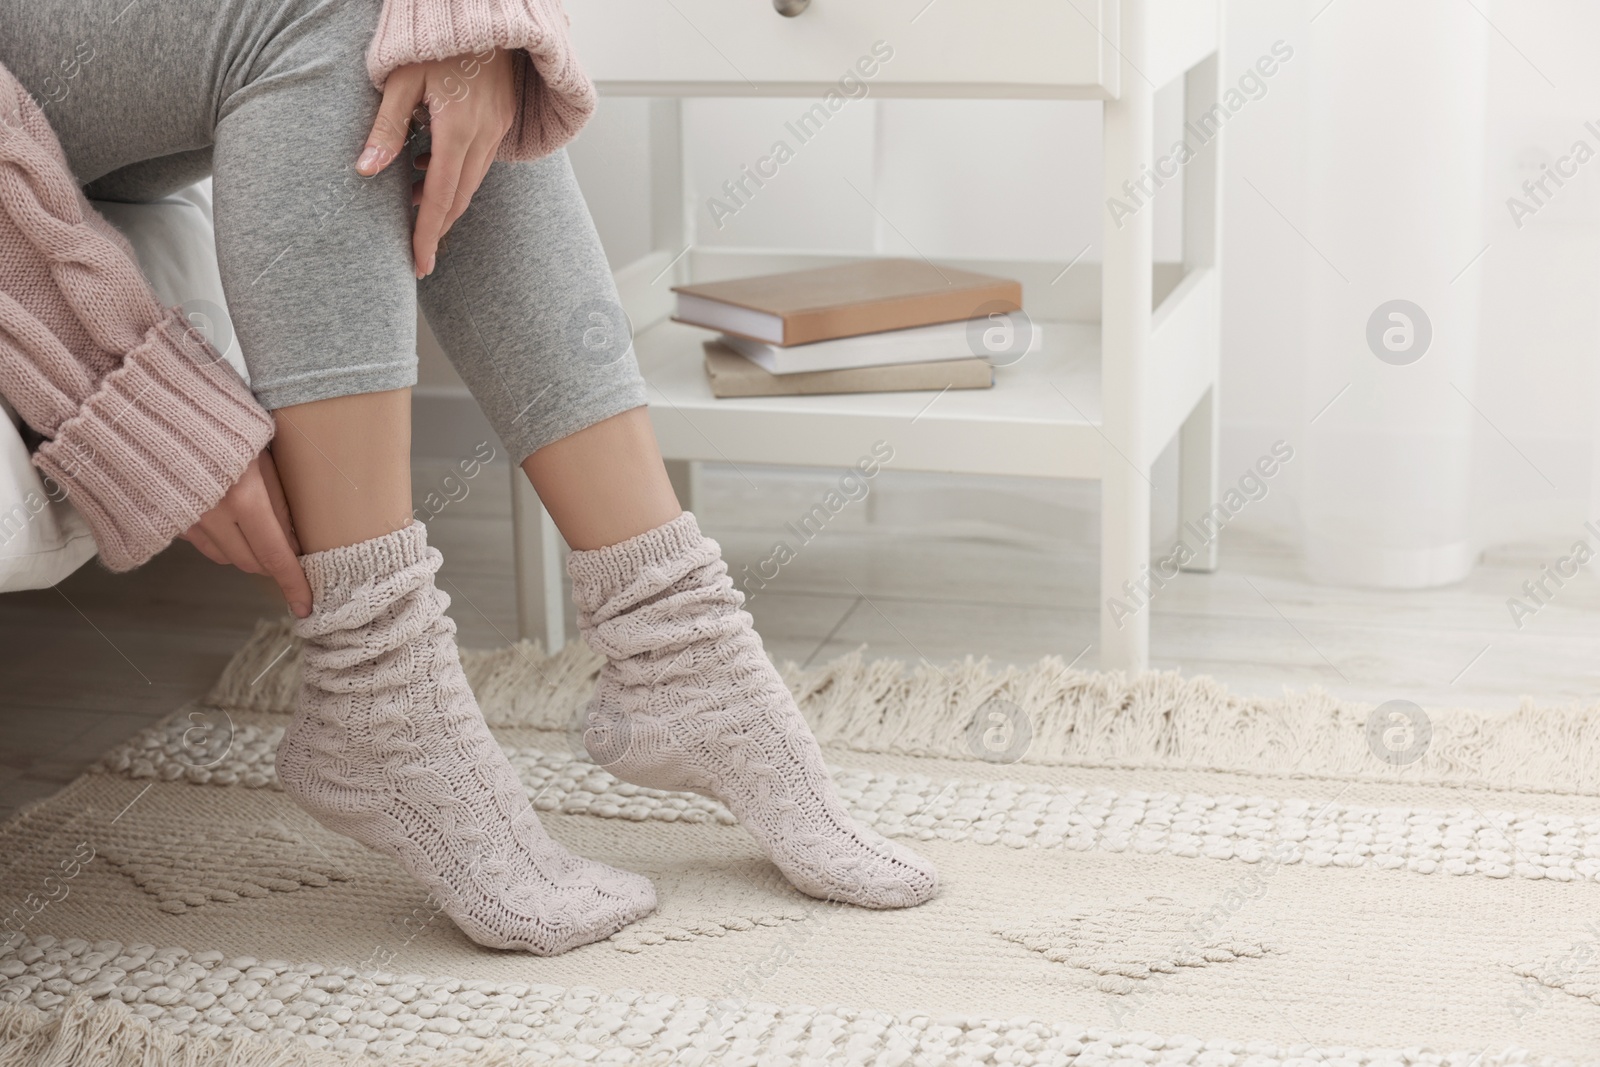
[2,619,1599,1065]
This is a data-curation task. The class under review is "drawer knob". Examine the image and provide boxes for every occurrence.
[772,0,809,16]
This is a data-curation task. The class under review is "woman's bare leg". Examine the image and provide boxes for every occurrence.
[272,395,682,557]
[519,407,680,551]
[268,389,414,553]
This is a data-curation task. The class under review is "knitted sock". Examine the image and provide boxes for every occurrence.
[568,512,938,909]
[276,522,656,954]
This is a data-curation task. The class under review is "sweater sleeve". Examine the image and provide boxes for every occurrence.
[366,0,598,163]
[0,62,275,572]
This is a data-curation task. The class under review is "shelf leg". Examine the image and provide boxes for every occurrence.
[511,466,568,653]
[664,458,698,514]
[1099,0,1154,674]
[1100,468,1153,673]
[1178,385,1220,573]
[1178,33,1225,576]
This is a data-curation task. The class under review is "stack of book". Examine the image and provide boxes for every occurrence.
[671,259,1039,398]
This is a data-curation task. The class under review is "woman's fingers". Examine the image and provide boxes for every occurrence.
[198,513,263,576]
[180,525,229,567]
[358,70,423,177]
[412,119,469,277]
[411,153,431,207]
[258,449,301,556]
[181,453,313,618]
[232,486,313,618]
[380,50,514,274]
[441,135,496,238]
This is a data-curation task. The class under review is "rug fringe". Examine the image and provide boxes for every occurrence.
[0,994,590,1067]
[206,619,1600,795]
[0,987,1577,1067]
[0,994,295,1067]
[204,620,304,716]
[789,647,1600,793]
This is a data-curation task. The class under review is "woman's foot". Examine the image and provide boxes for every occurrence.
[276,522,656,954]
[568,512,938,909]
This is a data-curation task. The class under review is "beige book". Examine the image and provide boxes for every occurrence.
[673,258,1022,346]
[703,341,993,398]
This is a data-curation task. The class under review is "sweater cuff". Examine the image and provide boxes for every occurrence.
[366,0,597,163]
[33,309,274,572]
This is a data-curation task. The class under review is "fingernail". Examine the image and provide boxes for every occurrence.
[356,145,383,173]
[424,254,435,276]
[292,602,310,618]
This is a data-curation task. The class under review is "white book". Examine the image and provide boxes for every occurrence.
[717,315,1041,376]
[675,293,786,344]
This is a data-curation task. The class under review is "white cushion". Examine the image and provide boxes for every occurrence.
[0,392,98,589]
[93,182,248,381]
[0,179,243,592]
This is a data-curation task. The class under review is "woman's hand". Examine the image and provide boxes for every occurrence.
[356,49,517,279]
[180,450,313,619]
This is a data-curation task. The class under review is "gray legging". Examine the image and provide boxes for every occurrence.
[0,0,646,463]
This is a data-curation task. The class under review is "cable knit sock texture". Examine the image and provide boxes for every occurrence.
[568,512,938,910]
[276,522,656,954]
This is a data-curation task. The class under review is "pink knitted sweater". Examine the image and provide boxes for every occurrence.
[0,62,275,572]
[368,0,597,161]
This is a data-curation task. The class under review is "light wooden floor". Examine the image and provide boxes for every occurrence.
[3,456,1597,821]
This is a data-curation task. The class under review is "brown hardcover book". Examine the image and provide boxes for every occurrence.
[673,258,1022,346]
[703,341,993,398]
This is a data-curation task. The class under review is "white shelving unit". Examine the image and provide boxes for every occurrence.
[513,0,1225,672]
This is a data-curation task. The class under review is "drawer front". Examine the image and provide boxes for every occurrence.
[563,0,1119,98]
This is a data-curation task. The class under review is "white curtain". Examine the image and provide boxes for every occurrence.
[1298,0,1487,587]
